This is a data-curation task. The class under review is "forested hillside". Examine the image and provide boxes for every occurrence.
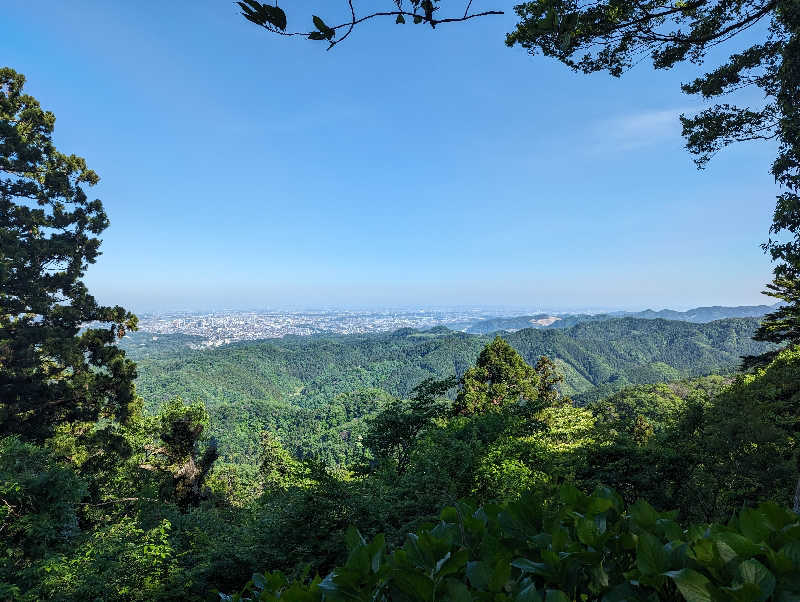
[5,0,800,592]
[464,304,779,333]
[125,317,773,464]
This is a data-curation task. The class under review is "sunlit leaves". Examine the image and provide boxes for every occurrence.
[229,485,800,600]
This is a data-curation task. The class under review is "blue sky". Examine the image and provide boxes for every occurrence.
[2,1,779,312]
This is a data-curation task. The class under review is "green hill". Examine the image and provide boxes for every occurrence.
[127,317,773,465]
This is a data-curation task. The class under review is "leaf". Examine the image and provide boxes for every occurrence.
[446,579,472,602]
[437,549,468,578]
[466,561,491,591]
[489,558,511,592]
[637,532,670,576]
[780,541,800,567]
[312,15,328,31]
[391,570,435,600]
[242,12,266,26]
[512,558,552,578]
[413,14,423,24]
[544,590,570,602]
[630,499,658,528]
[737,559,775,601]
[345,526,365,552]
[664,569,714,602]
[585,495,614,515]
[396,14,406,24]
[738,508,772,543]
[515,582,542,602]
[264,5,287,30]
[308,32,326,40]
[577,516,598,545]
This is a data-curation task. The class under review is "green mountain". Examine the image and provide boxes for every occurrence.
[463,303,779,333]
[126,317,773,465]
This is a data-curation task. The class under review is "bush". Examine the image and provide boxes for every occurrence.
[226,485,800,601]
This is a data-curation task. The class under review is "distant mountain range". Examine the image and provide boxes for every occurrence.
[462,304,780,334]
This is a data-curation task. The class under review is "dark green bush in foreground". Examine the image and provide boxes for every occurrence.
[226,485,800,601]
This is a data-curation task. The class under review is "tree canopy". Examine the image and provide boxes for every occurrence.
[0,67,138,447]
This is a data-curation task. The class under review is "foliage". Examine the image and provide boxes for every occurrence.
[454,336,541,416]
[30,517,179,602]
[505,0,800,351]
[364,376,456,474]
[0,437,86,593]
[0,67,138,445]
[701,345,800,516]
[578,348,800,523]
[236,1,504,49]
[227,485,800,601]
[125,318,773,468]
[260,431,299,492]
[148,397,220,508]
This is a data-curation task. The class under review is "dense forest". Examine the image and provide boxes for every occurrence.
[122,317,774,465]
[4,0,800,597]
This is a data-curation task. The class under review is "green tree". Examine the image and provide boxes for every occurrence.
[0,67,139,444]
[0,437,86,594]
[505,0,800,350]
[453,336,540,416]
[146,397,219,508]
[364,376,456,474]
[259,431,297,492]
[535,355,568,406]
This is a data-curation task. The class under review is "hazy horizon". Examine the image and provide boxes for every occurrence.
[4,2,778,313]
[118,299,777,316]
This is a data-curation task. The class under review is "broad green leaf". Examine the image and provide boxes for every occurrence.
[445,579,472,602]
[466,561,491,591]
[664,568,714,602]
[637,532,670,575]
[515,582,542,602]
[780,541,800,567]
[630,499,658,528]
[738,509,772,543]
[345,526,366,552]
[512,558,552,578]
[737,559,775,601]
[489,559,511,592]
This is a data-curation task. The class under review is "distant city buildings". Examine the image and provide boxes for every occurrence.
[133,309,496,347]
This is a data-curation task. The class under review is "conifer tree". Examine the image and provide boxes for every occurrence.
[0,67,138,444]
[454,336,541,416]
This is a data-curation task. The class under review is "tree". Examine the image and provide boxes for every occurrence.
[0,436,86,593]
[144,397,219,508]
[535,355,568,406]
[364,376,456,474]
[0,67,139,444]
[507,0,800,350]
[259,430,297,492]
[453,336,541,416]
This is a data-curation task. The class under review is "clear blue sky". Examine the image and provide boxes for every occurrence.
[2,1,778,312]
